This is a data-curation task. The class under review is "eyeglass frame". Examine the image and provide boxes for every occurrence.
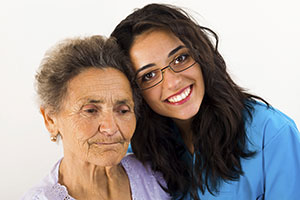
[134,57,197,91]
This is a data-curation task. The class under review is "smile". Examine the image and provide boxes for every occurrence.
[166,85,192,104]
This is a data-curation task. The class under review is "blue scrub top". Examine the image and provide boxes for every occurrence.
[195,102,300,199]
[128,101,300,199]
[127,143,133,154]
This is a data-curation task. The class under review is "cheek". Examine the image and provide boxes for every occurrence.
[142,89,161,108]
[142,90,167,116]
[60,117,99,141]
[76,119,99,139]
[192,65,205,85]
[117,115,136,139]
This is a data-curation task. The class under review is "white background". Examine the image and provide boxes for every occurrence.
[1,0,299,199]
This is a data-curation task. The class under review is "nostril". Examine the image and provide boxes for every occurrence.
[98,121,118,136]
[162,70,182,90]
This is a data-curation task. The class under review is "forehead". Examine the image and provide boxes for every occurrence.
[133,28,182,49]
[66,67,133,103]
[129,29,184,68]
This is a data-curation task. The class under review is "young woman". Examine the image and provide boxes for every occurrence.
[111,3,300,200]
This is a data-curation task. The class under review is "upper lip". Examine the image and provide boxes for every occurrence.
[90,140,125,145]
[164,85,191,101]
[96,142,120,145]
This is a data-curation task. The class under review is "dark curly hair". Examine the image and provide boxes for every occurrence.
[111,3,267,200]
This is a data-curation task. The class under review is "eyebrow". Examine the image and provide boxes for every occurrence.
[116,99,132,106]
[116,99,135,110]
[135,45,185,76]
[84,98,133,107]
[168,45,185,58]
[135,63,155,76]
[87,99,104,104]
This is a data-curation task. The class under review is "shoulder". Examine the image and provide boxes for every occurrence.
[243,101,300,199]
[245,101,299,150]
[248,101,297,128]
[121,154,166,185]
[21,187,45,200]
[121,154,170,200]
[21,159,73,200]
[121,154,152,174]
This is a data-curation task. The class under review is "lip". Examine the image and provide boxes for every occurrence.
[165,85,193,105]
[94,141,123,146]
[97,142,118,145]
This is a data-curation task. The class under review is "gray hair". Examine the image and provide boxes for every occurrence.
[35,35,140,115]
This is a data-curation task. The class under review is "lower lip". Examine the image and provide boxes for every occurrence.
[166,85,193,105]
[95,142,121,146]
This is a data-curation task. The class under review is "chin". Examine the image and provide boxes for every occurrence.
[173,115,195,121]
[174,108,200,121]
[94,157,122,167]
[91,151,126,167]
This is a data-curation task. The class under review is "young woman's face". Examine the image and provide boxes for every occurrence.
[129,29,205,121]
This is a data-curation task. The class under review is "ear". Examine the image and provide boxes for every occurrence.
[40,106,59,137]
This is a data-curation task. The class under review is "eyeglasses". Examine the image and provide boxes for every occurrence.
[135,50,197,90]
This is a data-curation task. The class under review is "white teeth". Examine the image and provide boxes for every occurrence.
[168,87,191,103]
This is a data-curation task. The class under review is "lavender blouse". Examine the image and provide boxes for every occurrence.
[21,154,170,200]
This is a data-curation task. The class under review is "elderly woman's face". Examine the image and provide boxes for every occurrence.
[52,68,136,166]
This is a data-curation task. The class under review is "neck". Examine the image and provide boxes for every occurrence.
[59,155,131,200]
[173,118,194,154]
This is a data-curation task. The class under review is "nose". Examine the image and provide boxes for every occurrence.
[162,68,182,91]
[98,111,118,136]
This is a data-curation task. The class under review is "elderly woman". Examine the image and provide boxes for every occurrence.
[21,36,170,200]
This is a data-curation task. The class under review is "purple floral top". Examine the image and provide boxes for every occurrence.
[21,154,170,200]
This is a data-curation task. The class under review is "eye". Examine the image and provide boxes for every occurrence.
[140,70,159,82]
[115,105,131,115]
[81,105,99,116]
[119,109,129,114]
[173,54,189,65]
[84,108,98,114]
